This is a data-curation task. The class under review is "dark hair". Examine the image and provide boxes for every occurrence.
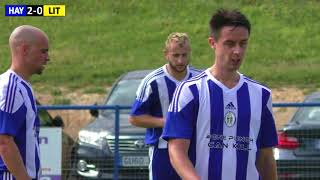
[209,9,251,40]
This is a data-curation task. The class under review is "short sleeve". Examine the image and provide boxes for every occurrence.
[163,83,199,140]
[131,77,155,116]
[0,89,26,136]
[258,90,278,148]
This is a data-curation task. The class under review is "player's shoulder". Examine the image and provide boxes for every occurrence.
[186,70,207,82]
[140,66,165,85]
[181,70,208,89]
[188,66,203,76]
[0,70,19,96]
[243,75,271,92]
[0,71,24,112]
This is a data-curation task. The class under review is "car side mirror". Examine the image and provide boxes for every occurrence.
[90,109,99,117]
[52,115,64,127]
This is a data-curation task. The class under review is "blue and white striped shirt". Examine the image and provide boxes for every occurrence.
[0,69,40,179]
[163,69,278,180]
[131,65,202,146]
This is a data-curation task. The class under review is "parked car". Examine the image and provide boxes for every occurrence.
[70,70,152,180]
[275,92,320,179]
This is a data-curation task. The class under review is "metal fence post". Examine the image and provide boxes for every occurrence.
[113,106,120,180]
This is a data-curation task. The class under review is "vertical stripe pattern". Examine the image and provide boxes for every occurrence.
[164,76,176,103]
[236,83,251,180]
[0,70,40,178]
[4,74,18,113]
[9,77,18,113]
[4,73,13,112]
[208,80,224,180]
[195,77,210,180]
[163,70,278,180]
[246,83,262,179]
[20,82,38,178]
[1,172,14,180]
[137,68,163,101]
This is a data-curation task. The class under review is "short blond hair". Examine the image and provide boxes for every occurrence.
[164,32,190,53]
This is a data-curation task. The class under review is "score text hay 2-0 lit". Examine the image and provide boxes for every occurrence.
[5,5,65,16]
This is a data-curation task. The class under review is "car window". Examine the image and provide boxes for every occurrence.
[292,97,320,123]
[292,107,320,123]
[106,79,141,106]
[102,79,141,117]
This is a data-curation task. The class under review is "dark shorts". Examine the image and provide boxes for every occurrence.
[0,171,37,180]
[0,171,13,180]
[149,146,180,180]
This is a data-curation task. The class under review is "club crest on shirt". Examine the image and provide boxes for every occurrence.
[224,111,236,127]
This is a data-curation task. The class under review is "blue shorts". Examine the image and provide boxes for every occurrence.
[0,171,13,180]
[0,171,37,180]
[149,146,180,180]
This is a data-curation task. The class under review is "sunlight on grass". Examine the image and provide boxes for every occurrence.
[0,0,319,94]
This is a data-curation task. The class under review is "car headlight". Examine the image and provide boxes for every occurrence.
[78,130,110,150]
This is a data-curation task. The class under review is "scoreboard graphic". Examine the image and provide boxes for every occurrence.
[5,5,65,16]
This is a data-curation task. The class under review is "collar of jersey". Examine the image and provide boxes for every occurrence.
[7,69,31,87]
[205,69,244,93]
[162,64,190,83]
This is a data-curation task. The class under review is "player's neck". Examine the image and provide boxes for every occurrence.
[165,64,187,81]
[209,65,240,89]
[10,64,31,82]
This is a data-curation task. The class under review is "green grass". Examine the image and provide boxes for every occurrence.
[0,0,319,95]
[53,96,71,105]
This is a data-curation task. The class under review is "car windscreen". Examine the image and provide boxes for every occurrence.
[102,79,141,116]
[292,97,320,124]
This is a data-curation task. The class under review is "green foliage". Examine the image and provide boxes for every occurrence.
[0,0,319,94]
[53,96,71,105]
[82,86,107,94]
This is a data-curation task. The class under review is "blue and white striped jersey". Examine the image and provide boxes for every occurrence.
[163,69,278,180]
[0,69,40,179]
[131,65,202,146]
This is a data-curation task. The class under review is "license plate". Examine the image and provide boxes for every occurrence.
[121,156,149,167]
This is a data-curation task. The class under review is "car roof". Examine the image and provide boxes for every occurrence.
[121,70,154,80]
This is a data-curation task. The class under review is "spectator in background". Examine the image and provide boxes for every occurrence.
[0,25,49,180]
[163,9,278,180]
[129,32,201,180]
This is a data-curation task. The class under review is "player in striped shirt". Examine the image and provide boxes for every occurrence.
[163,9,278,180]
[129,32,202,180]
[0,25,49,180]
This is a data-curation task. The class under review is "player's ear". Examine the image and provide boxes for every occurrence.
[163,49,169,61]
[20,42,30,56]
[208,36,216,49]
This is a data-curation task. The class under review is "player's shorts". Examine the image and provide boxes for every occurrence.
[0,171,37,180]
[0,171,14,180]
[149,145,180,180]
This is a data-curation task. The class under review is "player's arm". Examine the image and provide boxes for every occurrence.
[168,138,200,180]
[0,134,31,180]
[129,115,164,128]
[130,76,164,128]
[256,147,277,180]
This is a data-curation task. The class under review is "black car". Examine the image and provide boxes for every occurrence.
[275,92,320,179]
[70,70,152,180]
